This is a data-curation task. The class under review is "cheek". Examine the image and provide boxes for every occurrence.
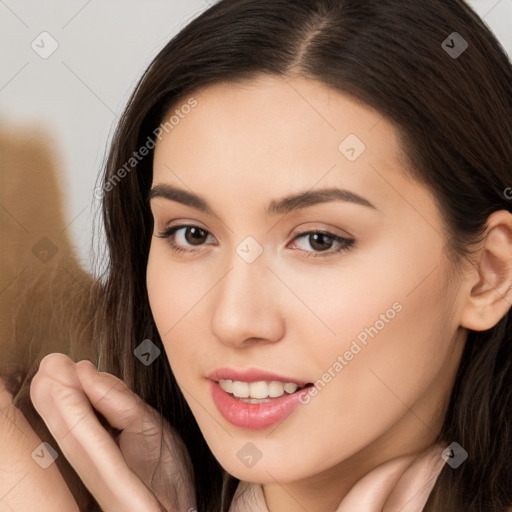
[147,246,206,332]
[279,231,447,360]
[281,236,454,428]
[146,246,213,376]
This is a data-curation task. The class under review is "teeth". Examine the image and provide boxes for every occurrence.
[283,383,298,394]
[249,381,268,399]
[219,379,303,399]
[231,381,249,398]
[221,379,233,393]
[269,381,285,397]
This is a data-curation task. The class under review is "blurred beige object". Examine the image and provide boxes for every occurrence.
[0,125,101,510]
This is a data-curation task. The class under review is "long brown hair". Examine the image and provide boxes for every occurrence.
[95,1,512,510]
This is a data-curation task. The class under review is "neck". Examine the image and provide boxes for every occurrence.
[262,400,446,512]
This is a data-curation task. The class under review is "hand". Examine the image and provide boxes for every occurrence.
[335,443,447,512]
[30,353,196,512]
[0,375,80,511]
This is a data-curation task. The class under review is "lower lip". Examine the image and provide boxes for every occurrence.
[210,381,310,430]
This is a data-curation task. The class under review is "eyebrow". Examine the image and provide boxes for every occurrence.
[148,183,377,215]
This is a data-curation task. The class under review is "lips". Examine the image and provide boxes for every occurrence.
[207,367,313,429]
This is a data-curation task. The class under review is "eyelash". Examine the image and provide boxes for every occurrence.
[156,224,355,258]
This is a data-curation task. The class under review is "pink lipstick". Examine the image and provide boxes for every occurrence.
[207,368,312,430]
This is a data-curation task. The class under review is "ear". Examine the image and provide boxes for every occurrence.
[460,210,512,331]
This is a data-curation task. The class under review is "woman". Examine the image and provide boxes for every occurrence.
[30,0,512,511]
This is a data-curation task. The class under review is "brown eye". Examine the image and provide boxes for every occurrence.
[290,230,355,258]
[156,224,215,253]
[183,226,208,246]
[308,232,335,251]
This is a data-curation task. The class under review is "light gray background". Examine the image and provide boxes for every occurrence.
[0,0,510,274]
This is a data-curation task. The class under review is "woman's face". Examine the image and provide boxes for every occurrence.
[147,75,467,486]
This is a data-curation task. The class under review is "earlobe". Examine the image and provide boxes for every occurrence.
[460,210,512,332]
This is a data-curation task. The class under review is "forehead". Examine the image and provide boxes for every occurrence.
[151,74,438,226]
[154,74,397,170]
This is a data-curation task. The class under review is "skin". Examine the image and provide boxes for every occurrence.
[0,377,79,511]
[27,74,512,511]
[146,74,512,512]
[29,356,196,512]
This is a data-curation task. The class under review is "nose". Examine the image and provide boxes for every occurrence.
[210,255,286,348]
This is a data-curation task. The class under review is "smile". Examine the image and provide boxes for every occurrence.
[218,379,308,402]
[209,374,313,429]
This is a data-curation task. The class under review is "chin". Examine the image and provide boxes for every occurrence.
[225,464,305,484]
[207,442,311,484]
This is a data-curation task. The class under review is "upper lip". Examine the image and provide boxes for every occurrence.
[207,367,311,386]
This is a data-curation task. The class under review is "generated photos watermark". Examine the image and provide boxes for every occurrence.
[299,301,403,404]
[94,97,198,199]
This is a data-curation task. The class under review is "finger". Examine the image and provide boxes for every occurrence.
[75,360,164,475]
[76,360,196,512]
[382,444,446,512]
[335,453,418,511]
[75,360,158,436]
[30,353,163,512]
[0,377,79,511]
